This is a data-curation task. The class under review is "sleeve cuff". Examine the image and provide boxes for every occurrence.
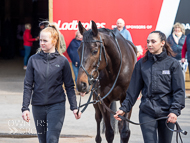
[169,109,180,117]
[119,106,128,113]
[21,107,30,112]
[70,106,77,111]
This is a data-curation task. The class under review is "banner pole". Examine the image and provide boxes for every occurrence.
[49,0,53,22]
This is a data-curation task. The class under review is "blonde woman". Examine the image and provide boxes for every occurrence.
[136,45,143,61]
[23,23,38,70]
[167,22,186,60]
[21,22,81,143]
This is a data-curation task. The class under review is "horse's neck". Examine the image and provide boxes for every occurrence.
[103,35,121,75]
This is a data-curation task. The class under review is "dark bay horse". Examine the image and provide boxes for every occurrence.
[77,20,137,143]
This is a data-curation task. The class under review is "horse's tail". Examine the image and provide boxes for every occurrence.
[101,101,118,134]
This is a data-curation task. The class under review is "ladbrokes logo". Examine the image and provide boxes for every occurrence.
[57,20,106,30]
[182,23,190,30]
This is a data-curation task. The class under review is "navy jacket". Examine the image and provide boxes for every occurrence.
[67,39,81,67]
[186,34,190,61]
[167,34,186,60]
[120,50,185,117]
[22,50,77,112]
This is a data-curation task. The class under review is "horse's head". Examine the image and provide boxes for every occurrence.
[77,20,108,94]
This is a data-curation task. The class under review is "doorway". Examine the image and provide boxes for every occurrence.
[0,0,48,59]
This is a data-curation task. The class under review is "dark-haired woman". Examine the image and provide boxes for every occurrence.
[114,31,185,143]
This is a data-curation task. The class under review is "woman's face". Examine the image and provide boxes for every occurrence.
[174,26,181,33]
[137,51,141,58]
[76,32,83,41]
[40,31,55,53]
[147,33,165,55]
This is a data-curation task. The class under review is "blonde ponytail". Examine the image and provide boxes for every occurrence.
[37,21,62,55]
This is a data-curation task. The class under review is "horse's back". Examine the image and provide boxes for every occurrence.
[113,28,136,54]
[99,27,136,70]
[112,28,137,66]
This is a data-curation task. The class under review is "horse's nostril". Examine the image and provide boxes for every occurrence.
[81,82,87,91]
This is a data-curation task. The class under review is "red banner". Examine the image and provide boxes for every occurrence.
[53,0,164,61]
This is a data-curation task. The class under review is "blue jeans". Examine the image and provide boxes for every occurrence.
[139,110,174,143]
[24,46,31,66]
[32,102,65,143]
[72,63,79,84]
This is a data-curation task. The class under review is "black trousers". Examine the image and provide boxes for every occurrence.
[139,110,174,143]
[32,102,65,143]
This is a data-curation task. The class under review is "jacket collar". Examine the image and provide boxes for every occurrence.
[39,50,60,61]
[25,29,31,32]
[122,26,126,31]
[148,49,167,62]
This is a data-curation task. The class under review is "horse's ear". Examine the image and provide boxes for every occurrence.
[78,21,86,35]
[91,20,98,37]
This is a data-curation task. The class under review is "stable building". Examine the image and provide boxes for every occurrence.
[0,0,190,90]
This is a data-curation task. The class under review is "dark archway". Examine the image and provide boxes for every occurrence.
[0,0,48,59]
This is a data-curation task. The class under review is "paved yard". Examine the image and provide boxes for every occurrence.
[0,57,189,143]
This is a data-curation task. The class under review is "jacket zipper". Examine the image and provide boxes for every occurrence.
[45,53,50,103]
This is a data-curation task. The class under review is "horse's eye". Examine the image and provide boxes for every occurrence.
[92,50,98,55]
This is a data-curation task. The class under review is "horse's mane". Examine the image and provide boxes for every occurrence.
[82,28,137,55]
[98,28,112,33]
[98,28,115,37]
[100,28,137,54]
[83,28,115,41]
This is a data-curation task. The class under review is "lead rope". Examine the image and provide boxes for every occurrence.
[77,31,187,142]
[77,80,99,114]
[94,91,187,143]
[77,33,122,112]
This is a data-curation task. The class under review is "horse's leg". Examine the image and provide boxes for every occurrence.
[93,103,102,143]
[118,92,132,143]
[118,110,132,143]
[98,101,114,143]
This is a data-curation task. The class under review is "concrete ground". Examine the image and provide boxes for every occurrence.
[0,57,190,143]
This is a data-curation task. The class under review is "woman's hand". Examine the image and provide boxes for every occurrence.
[22,110,30,122]
[114,110,125,121]
[75,62,78,67]
[35,36,39,41]
[80,92,86,97]
[181,58,185,63]
[73,109,81,119]
[167,113,177,124]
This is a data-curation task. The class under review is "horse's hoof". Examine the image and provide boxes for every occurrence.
[95,136,102,143]
[120,130,130,143]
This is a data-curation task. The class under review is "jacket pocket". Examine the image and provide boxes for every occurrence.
[158,94,172,106]
[139,98,155,116]
[157,72,171,92]
[156,95,171,116]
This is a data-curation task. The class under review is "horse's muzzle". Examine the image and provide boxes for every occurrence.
[77,82,91,94]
